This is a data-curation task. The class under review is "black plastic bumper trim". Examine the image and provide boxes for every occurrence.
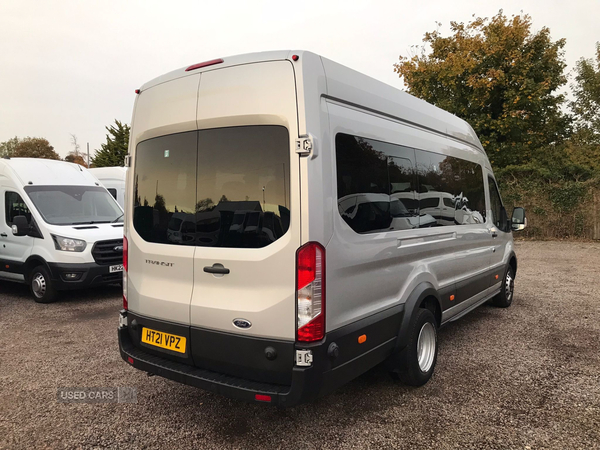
[47,262,121,290]
[119,304,405,406]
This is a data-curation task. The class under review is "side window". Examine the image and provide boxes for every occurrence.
[415,150,453,227]
[5,192,31,225]
[488,177,505,230]
[107,188,117,200]
[336,133,418,234]
[457,160,486,225]
[415,149,486,227]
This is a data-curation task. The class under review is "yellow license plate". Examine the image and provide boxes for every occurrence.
[141,327,186,353]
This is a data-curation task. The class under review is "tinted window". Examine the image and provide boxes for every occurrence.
[107,188,117,200]
[195,126,290,248]
[5,192,31,225]
[420,197,439,209]
[336,133,418,233]
[133,131,197,244]
[133,126,290,248]
[488,177,506,230]
[415,150,486,227]
[25,186,122,225]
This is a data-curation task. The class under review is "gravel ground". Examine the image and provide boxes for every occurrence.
[0,241,599,449]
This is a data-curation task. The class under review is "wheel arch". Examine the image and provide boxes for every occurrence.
[508,251,517,277]
[396,282,443,350]
[24,255,51,280]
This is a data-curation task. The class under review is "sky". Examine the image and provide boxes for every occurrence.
[1,0,598,159]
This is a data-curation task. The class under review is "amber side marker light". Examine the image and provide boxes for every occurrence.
[495,274,499,280]
[450,294,455,301]
[358,334,367,344]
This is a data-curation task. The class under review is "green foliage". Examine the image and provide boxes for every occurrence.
[12,137,60,159]
[91,120,130,167]
[571,42,600,143]
[395,11,570,168]
[548,182,587,213]
[0,136,20,158]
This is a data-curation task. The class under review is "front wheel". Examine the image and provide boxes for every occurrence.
[29,265,58,303]
[491,265,514,308]
[388,308,438,386]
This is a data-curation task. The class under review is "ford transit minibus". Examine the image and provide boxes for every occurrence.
[118,51,526,406]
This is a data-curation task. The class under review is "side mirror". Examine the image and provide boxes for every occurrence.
[511,207,527,231]
[11,215,29,236]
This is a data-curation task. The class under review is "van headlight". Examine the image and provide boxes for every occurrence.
[51,235,87,252]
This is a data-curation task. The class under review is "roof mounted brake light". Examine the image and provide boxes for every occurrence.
[185,58,224,72]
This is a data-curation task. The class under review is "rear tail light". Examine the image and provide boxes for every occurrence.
[123,235,128,310]
[296,242,325,342]
[123,235,128,271]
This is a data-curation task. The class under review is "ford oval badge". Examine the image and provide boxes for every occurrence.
[233,319,252,329]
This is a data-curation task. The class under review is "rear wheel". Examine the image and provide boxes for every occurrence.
[491,265,514,308]
[29,265,58,303]
[388,308,438,386]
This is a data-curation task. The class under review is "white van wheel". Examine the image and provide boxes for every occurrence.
[29,266,58,303]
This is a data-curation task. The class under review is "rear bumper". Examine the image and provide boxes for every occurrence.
[119,325,315,406]
[47,262,122,290]
[118,306,403,407]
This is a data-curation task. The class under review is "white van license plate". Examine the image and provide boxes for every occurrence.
[109,264,124,273]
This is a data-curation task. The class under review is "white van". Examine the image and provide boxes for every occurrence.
[118,51,527,406]
[0,158,124,302]
[88,167,127,209]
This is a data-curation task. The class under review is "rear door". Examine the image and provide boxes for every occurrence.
[190,61,300,340]
[127,73,200,325]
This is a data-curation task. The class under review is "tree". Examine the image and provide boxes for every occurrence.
[64,153,88,167]
[195,198,214,212]
[65,134,88,167]
[571,42,600,144]
[12,137,60,159]
[91,120,130,167]
[0,137,20,158]
[394,11,570,168]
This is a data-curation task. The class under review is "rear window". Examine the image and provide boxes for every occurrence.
[133,126,290,248]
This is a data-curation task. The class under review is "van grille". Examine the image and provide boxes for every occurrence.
[92,239,123,265]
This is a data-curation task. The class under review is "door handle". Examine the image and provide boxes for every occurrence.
[0,233,7,237]
[491,231,498,238]
[203,264,230,275]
